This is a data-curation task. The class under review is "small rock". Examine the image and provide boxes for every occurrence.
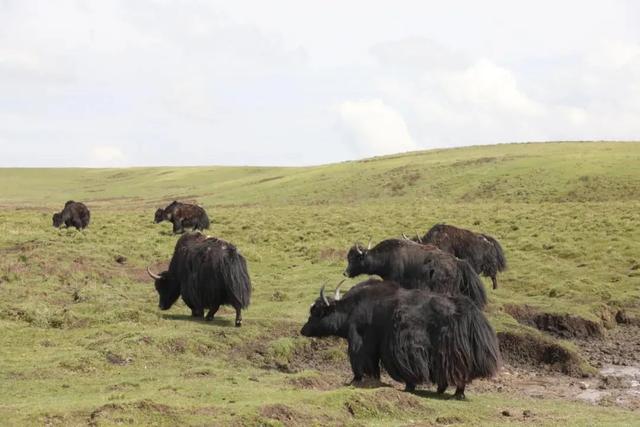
[523,410,532,418]
[579,382,588,390]
[501,410,511,417]
[115,255,127,264]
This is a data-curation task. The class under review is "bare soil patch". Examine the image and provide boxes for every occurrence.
[497,331,585,376]
[504,304,603,339]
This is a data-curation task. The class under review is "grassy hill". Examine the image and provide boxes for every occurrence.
[1,141,639,426]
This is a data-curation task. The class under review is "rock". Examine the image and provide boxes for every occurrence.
[579,382,588,390]
[523,410,532,418]
[501,410,511,417]
[115,255,127,264]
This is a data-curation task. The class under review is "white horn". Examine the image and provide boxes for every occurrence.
[147,266,162,280]
[320,284,330,306]
[334,279,346,300]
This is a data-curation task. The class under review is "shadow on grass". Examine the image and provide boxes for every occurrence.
[162,313,235,327]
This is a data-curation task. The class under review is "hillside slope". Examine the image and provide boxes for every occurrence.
[1,141,639,425]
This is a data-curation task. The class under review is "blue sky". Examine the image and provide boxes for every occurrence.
[1,0,639,166]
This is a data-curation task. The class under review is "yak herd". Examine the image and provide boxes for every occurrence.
[51,199,507,399]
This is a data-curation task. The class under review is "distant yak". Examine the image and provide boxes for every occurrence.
[147,232,251,327]
[415,224,507,289]
[52,201,90,230]
[345,238,487,309]
[154,201,210,233]
[301,279,501,399]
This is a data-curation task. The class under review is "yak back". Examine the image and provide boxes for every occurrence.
[169,232,251,309]
[368,239,460,289]
[424,224,506,275]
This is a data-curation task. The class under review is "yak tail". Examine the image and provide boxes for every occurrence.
[481,234,506,272]
[197,211,211,230]
[221,247,251,309]
[456,259,487,309]
[435,300,501,387]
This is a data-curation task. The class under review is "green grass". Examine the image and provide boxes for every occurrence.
[1,141,639,426]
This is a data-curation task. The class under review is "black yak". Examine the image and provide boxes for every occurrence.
[420,224,507,289]
[300,279,501,399]
[345,239,487,309]
[154,201,210,233]
[147,232,251,327]
[52,201,90,230]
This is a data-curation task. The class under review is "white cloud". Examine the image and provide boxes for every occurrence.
[337,99,418,157]
[1,1,640,166]
[90,145,126,166]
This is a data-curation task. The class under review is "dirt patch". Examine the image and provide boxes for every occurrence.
[88,400,176,427]
[287,374,341,391]
[128,261,169,283]
[259,404,312,426]
[504,304,603,339]
[317,247,347,263]
[497,331,586,376]
[575,323,640,368]
[344,388,426,419]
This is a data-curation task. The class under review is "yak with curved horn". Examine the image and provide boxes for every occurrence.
[301,278,501,398]
[344,238,487,309]
[147,232,251,326]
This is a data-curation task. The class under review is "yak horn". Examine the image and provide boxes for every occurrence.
[320,284,330,306]
[402,233,410,240]
[415,231,422,243]
[146,266,162,280]
[334,279,346,301]
[367,238,372,250]
[355,242,363,255]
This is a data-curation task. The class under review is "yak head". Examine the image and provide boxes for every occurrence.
[344,239,372,277]
[147,266,181,310]
[52,212,63,228]
[300,281,346,337]
[154,208,165,223]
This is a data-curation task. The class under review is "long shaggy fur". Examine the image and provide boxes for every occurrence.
[153,232,251,326]
[52,201,90,230]
[423,224,507,289]
[346,239,487,308]
[300,279,500,397]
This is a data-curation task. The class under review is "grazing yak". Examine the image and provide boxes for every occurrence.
[418,224,507,289]
[300,279,501,399]
[52,201,90,230]
[154,201,210,233]
[345,239,487,309]
[147,232,251,327]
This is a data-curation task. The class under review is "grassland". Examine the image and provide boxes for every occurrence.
[1,141,639,426]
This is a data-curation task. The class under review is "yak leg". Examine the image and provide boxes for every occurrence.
[191,308,204,318]
[234,306,243,327]
[205,303,220,321]
[453,384,466,400]
[436,378,448,394]
[491,276,498,290]
[404,383,416,392]
[172,220,184,234]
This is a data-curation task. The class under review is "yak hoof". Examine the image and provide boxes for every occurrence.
[437,385,447,394]
[453,392,466,400]
[235,320,242,327]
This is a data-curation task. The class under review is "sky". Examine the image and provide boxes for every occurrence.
[1,0,639,167]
